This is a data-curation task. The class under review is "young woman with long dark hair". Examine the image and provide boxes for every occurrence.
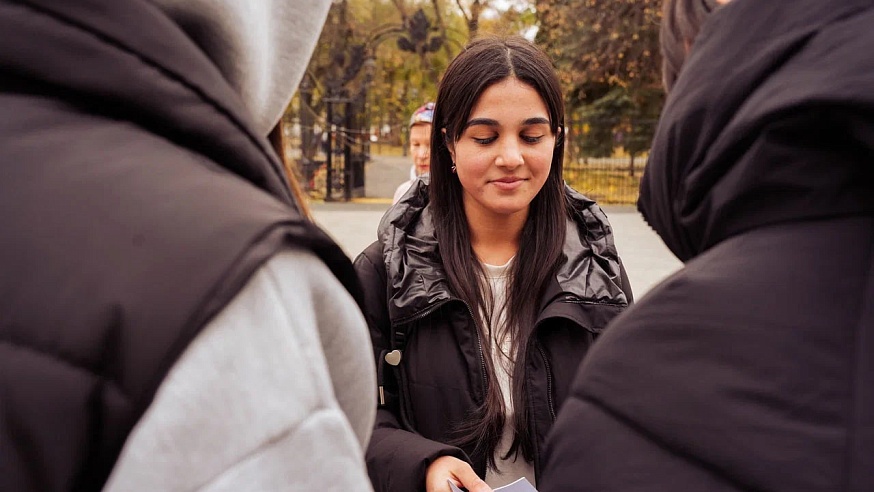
[355,36,632,492]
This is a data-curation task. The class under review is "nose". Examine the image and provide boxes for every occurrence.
[495,139,524,169]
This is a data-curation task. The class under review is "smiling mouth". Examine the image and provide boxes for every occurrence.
[490,177,526,190]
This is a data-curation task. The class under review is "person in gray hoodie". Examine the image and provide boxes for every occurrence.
[0,1,375,491]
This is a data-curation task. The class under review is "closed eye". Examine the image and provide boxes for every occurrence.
[473,136,497,145]
[522,135,544,143]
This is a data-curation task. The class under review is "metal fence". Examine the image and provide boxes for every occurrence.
[563,155,647,205]
[286,98,369,201]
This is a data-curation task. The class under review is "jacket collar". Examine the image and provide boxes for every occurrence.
[378,178,629,323]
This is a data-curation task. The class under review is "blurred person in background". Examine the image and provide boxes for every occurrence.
[541,0,874,490]
[393,102,435,204]
[0,1,375,490]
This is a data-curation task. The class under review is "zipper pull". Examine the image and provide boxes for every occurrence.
[377,350,387,405]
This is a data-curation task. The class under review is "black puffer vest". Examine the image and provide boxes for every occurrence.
[0,1,360,491]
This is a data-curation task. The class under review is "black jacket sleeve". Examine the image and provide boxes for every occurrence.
[353,241,468,492]
[618,257,634,304]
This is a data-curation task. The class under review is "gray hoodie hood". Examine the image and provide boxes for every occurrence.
[150,0,331,135]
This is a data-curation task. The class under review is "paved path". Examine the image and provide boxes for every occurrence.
[312,202,682,298]
[364,155,411,199]
[599,207,683,297]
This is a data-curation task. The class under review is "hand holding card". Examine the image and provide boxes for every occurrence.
[427,456,491,492]
[448,477,537,492]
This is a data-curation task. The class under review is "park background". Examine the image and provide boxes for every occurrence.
[277,0,663,205]
[277,0,682,296]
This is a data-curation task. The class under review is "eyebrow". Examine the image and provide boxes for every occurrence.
[464,117,551,130]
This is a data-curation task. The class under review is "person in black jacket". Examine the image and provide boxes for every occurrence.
[540,0,874,491]
[354,36,632,492]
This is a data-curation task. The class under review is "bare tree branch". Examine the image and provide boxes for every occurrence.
[455,0,470,23]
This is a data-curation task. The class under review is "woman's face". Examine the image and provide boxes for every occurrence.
[448,78,556,222]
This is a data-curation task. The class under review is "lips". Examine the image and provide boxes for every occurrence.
[490,176,526,191]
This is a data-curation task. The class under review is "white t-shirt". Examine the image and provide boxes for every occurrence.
[392,178,416,205]
[392,166,421,204]
[481,258,536,489]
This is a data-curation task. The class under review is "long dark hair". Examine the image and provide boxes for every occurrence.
[660,0,720,91]
[430,36,567,469]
